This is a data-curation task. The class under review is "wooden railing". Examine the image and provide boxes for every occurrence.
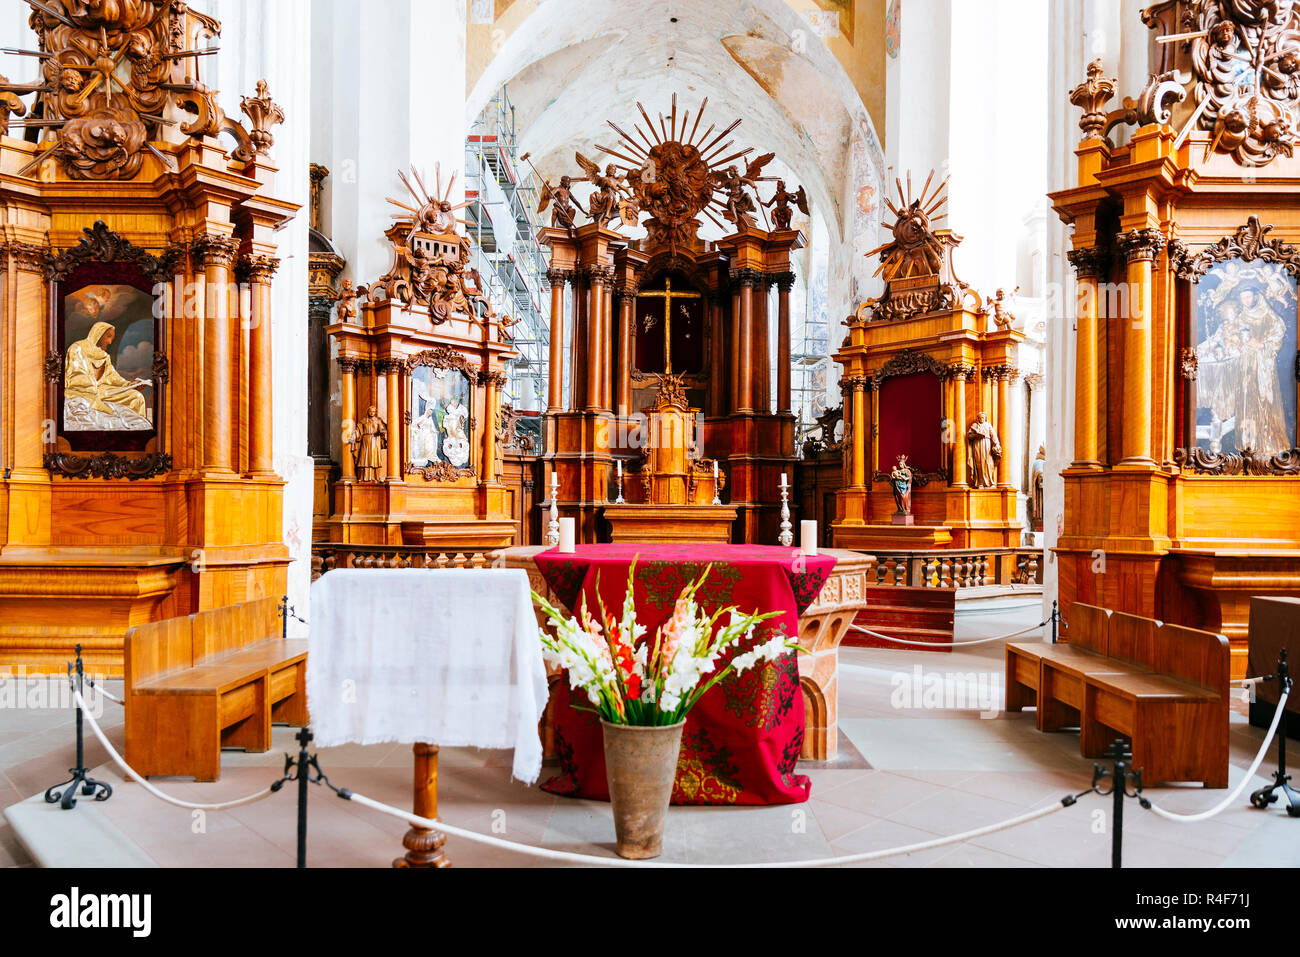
[867,548,1043,590]
[311,546,495,581]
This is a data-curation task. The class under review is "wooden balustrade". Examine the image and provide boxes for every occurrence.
[868,548,1043,590]
[311,547,494,580]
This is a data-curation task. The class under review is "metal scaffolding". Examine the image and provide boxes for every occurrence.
[465,87,551,415]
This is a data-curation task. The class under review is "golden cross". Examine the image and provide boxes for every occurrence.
[636,277,701,374]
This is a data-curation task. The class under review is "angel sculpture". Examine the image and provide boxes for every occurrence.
[984,287,1019,332]
[763,180,809,231]
[334,278,367,323]
[712,152,774,227]
[538,174,585,231]
[576,153,628,228]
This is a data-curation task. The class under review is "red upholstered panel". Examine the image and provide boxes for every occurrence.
[877,372,942,474]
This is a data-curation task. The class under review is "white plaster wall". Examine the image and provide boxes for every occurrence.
[207,0,313,626]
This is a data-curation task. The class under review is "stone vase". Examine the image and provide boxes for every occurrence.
[600,719,685,860]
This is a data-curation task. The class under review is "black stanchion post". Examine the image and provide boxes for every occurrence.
[1249,650,1299,817]
[1091,739,1142,868]
[44,645,112,809]
[296,726,312,867]
[1051,601,1059,644]
[280,594,289,640]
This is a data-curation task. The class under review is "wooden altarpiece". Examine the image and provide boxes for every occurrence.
[539,97,805,544]
[1053,1,1300,677]
[320,170,518,550]
[0,1,296,675]
[832,175,1023,550]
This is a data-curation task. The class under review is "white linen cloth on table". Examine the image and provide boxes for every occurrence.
[307,568,547,784]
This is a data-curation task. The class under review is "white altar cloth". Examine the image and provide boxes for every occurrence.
[307,568,547,783]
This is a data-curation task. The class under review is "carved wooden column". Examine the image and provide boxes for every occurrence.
[775,272,794,414]
[846,376,868,488]
[379,358,403,481]
[950,364,971,486]
[583,267,603,412]
[995,367,1018,487]
[752,274,771,413]
[481,369,505,484]
[1067,247,1104,468]
[615,285,634,415]
[246,256,278,476]
[546,269,567,411]
[1117,229,1164,467]
[596,267,615,412]
[196,235,239,473]
[703,292,722,416]
[572,271,588,412]
[735,269,759,414]
[339,357,360,480]
[729,283,742,413]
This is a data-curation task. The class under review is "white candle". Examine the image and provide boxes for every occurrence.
[800,520,818,556]
[713,461,719,479]
[558,517,576,553]
[780,472,789,489]
[617,460,623,478]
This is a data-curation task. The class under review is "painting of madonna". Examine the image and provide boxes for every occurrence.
[1195,259,1298,455]
[62,284,155,433]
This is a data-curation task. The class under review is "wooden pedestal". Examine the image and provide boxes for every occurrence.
[602,504,738,544]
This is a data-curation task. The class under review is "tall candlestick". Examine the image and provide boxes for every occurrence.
[547,471,560,546]
[779,479,793,547]
[712,460,722,506]
[614,459,625,505]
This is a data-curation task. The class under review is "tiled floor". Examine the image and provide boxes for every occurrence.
[3,606,1298,868]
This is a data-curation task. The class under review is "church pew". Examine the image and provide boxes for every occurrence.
[125,599,307,781]
[1081,622,1229,788]
[1005,604,1146,727]
[1036,611,1154,733]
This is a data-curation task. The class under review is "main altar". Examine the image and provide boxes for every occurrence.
[832,175,1024,551]
[1053,2,1300,679]
[538,97,805,546]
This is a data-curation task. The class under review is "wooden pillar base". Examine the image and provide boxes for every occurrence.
[393,742,452,869]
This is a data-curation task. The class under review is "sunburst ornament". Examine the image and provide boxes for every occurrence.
[864,170,950,282]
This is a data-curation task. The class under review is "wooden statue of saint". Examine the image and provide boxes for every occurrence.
[966,412,1001,488]
[762,180,808,231]
[352,406,387,482]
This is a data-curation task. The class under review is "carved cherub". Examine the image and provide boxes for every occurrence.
[984,287,1020,331]
[334,278,367,322]
[762,180,808,231]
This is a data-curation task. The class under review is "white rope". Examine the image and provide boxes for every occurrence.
[71,686,283,812]
[1143,689,1290,824]
[343,788,1076,868]
[86,681,123,705]
[847,620,1047,649]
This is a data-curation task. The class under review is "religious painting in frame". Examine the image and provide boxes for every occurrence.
[1192,258,1298,457]
[406,349,476,481]
[44,222,171,479]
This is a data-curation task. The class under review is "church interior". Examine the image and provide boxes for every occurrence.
[0,0,1299,885]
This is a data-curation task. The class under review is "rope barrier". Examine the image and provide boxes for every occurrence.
[339,787,1083,868]
[71,685,287,812]
[1141,689,1290,824]
[847,619,1048,649]
[84,679,123,705]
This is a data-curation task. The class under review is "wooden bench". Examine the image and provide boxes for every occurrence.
[1006,604,1229,788]
[125,598,308,781]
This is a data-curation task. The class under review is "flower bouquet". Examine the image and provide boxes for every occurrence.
[531,561,791,858]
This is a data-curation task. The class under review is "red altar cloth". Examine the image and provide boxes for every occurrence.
[533,543,837,806]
